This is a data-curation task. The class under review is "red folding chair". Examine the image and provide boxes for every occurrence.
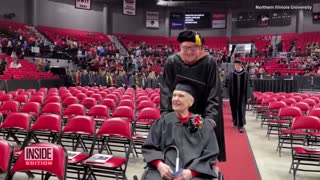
[63,104,85,117]
[76,93,87,101]
[90,93,102,102]
[59,116,95,179]
[6,142,68,180]
[0,100,19,115]
[81,97,97,110]
[101,98,116,113]
[41,102,62,116]
[20,102,41,118]
[276,107,303,156]
[44,96,61,105]
[29,95,44,105]
[118,99,135,109]
[0,140,13,174]
[22,114,62,149]
[289,115,320,180]
[0,113,31,146]
[62,96,78,107]
[14,95,28,105]
[87,105,109,122]
[308,108,320,118]
[81,118,132,180]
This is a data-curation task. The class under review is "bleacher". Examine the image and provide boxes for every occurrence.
[37,25,114,50]
[0,54,59,80]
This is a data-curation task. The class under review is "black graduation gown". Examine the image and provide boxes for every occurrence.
[142,112,219,179]
[225,70,249,127]
[160,53,226,162]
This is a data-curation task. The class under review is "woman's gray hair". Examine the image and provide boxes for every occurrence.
[185,92,194,107]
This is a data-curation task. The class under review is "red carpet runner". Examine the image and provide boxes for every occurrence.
[217,101,261,180]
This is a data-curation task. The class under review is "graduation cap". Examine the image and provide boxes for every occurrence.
[177,31,205,46]
[173,75,206,99]
[234,60,242,64]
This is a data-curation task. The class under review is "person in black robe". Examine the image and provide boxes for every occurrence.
[160,30,226,162]
[142,76,219,180]
[225,60,249,133]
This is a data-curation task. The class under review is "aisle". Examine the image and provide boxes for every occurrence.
[217,101,261,180]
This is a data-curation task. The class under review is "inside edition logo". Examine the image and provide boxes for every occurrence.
[25,147,53,166]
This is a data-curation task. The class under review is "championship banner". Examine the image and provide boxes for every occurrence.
[75,0,91,10]
[212,13,226,29]
[123,0,136,16]
[146,11,159,29]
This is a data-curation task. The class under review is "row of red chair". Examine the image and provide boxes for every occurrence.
[252,91,320,179]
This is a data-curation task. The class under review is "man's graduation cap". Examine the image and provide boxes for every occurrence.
[177,31,205,46]
[234,60,242,64]
[173,75,206,99]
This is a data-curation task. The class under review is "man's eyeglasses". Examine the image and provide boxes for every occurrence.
[181,46,199,51]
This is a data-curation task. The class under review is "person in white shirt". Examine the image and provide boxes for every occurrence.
[9,59,22,69]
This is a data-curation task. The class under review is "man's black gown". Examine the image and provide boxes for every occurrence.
[160,53,226,162]
[142,112,219,179]
[225,69,249,128]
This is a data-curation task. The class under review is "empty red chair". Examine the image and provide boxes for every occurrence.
[0,140,13,173]
[112,106,134,122]
[26,89,36,95]
[81,97,97,109]
[44,96,61,104]
[118,99,134,109]
[0,113,31,145]
[20,102,41,117]
[41,102,62,116]
[63,104,85,119]
[90,94,102,102]
[87,105,109,121]
[291,102,310,113]
[308,108,320,118]
[76,93,87,101]
[25,114,61,144]
[7,143,67,179]
[101,98,116,111]
[137,100,155,110]
[29,95,44,105]
[0,94,13,103]
[106,94,118,103]
[301,99,316,107]
[14,95,28,104]
[61,93,72,100]
[62,96,78,107]
[0,101,19,115]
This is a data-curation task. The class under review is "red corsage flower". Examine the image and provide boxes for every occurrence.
[184,114,203,133]
[192,115,203,129]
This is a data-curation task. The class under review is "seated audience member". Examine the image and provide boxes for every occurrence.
[142,76,219,180]
[37,58,45,72]
[9,59,22,68]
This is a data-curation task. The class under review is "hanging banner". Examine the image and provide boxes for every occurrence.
[212,13,226,29]
[123,0,136,16]
[75,0,91,10]
[146,11,159,29]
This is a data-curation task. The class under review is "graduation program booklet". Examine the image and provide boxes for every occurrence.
[302,146,320,152]
[67,151,82,159]
[85,154,112,163]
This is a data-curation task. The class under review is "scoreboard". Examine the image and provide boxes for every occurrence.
[184,12,211,29]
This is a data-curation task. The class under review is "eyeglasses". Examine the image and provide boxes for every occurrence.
[181,46,199,51]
